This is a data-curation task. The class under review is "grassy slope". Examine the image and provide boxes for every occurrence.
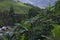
[0,0,32,14]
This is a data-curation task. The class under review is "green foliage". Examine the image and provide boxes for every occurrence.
[0,20,4,26]
[0,0,60,40]
[28,7,40,18]
[21,34,25,40]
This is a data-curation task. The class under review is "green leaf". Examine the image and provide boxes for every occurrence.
[21,34,25,40]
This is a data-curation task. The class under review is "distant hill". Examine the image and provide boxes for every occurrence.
[0,0,41,14]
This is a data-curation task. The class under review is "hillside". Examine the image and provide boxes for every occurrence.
[0,0,32,14]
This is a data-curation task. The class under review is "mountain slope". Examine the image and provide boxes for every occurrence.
[0,0,32,14]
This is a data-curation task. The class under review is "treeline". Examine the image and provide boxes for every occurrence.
[0,4,41,26]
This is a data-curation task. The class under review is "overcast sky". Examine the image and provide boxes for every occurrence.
[19,0,57,8]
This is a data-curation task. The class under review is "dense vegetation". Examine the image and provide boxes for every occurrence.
[0,0,60,40]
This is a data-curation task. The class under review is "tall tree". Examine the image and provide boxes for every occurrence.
[8,5,15,26]
[54,0,60,24]
[55,0,60,16]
